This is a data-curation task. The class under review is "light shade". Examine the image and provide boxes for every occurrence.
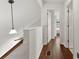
[9,29,17,34]
[56,28,60,30]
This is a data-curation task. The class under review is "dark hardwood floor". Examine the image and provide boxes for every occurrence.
[39,37,73,59]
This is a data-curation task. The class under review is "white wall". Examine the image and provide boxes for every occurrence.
[73,0,79,59]
[37,0,43,8]
[41,8,48,45]
[41,8,48,26]
[42,25,48,45]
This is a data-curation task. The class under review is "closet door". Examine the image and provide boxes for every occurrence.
[68,1,74,50]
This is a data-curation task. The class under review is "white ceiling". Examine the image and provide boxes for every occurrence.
[43,0,66,4]
[0,0,41,45]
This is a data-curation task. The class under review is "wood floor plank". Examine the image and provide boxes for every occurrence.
[39,37,73,59]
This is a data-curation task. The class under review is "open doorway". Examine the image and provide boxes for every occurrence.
[55,11,60,37]
[47,9,60,41]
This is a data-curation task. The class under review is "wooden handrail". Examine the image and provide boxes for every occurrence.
[0,38,23,59]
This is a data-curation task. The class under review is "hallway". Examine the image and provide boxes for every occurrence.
[39,37,73,59]
[0,0,79,59]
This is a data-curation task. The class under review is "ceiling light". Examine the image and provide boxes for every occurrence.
[8,0,17,34]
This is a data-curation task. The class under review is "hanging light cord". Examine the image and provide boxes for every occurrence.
[11,4,14,29]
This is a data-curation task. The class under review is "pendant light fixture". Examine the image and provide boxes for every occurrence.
[8,0,17,34]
